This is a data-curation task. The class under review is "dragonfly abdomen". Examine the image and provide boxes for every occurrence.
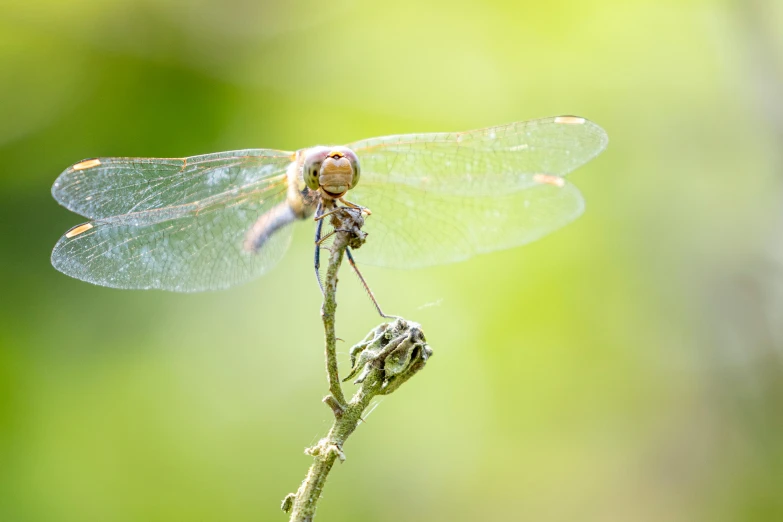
[244,158,320,253]
[243,201,299,253]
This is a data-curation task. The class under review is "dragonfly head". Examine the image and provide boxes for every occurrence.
[302,146,361,199]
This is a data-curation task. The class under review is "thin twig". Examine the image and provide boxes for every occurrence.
[321,228,349,410]
[285,370,383,521]
[283,207,432,521]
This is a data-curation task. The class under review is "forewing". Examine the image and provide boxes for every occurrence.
[52,149,293,219]
[349,176,584,269]
[349,116,607,196]
[345,116,604,267]
[51,176,291,292]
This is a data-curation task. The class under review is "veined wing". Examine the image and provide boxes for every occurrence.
[51,151,295,292]
[350,177,584,268]
[347,116,606,268]
[52,149,294,219]
[349,116,607,196]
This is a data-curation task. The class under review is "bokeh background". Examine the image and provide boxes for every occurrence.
[2,0,783,520]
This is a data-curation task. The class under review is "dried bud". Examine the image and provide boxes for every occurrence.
[344,318,432,393]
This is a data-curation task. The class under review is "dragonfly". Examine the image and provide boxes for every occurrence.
[51,115,608,313]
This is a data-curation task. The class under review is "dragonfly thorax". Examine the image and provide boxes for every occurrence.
[302,146,361,200]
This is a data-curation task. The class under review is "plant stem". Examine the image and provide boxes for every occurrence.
[283,207,431,521]
[286,372,380,521]
[321,234,347,409]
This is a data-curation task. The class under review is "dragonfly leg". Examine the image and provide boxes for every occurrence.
[316,229,336,247]
[339,197,372,216]
[313,206,343,222]
[316,227,360,247]
[313,200,325,294]
[346,247,397,319]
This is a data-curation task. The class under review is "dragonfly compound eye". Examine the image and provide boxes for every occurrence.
[348,151,360,190]
[306,165,320,190]
[302,147,331,191]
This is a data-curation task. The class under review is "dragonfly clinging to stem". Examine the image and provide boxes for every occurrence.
[51,115,608,315]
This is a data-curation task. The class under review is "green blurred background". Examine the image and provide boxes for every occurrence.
[2,0,783,520]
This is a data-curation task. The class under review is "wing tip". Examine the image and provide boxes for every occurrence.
[51,158,102,210]
[550,115,610,163]
[557,115,609,150]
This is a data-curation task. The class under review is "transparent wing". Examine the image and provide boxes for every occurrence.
[52,149,294,219]
[349,116,607,196]
[51,151,294,292]
[349,177,584,268]
[347,116,606,267]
